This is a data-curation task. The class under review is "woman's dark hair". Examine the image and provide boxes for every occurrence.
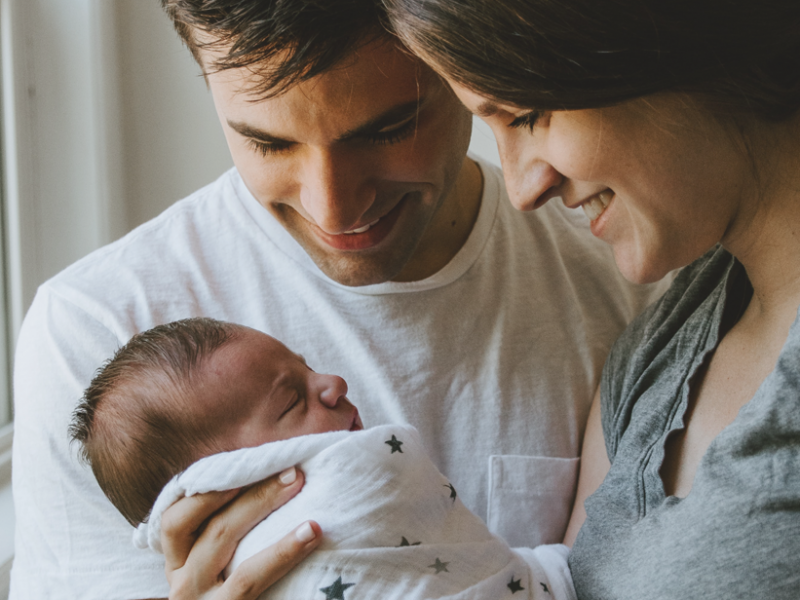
[161,0,385,98]
[383,0,800,121]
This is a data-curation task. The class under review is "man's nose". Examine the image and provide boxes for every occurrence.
[299,150,376,234]
[317,374,349,408]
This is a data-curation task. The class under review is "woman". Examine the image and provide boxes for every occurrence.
[161,1,800,598]
[378,0,800,598]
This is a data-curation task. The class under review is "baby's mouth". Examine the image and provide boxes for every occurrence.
[349,409,363,431]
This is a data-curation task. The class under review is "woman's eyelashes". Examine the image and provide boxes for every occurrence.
[246,115,418,157]
[508,111,542,133]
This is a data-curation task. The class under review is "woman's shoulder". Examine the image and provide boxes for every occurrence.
[599,246,741,457]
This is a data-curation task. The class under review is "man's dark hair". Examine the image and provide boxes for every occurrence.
[383,0,800,122]
[70,317,242,526]
[160,0,389,98]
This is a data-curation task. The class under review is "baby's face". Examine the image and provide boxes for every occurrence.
[196,328,363,449]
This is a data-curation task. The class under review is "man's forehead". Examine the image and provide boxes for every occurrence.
[196,30,429,96]
[208,39,440,140]
[206,37,431,97]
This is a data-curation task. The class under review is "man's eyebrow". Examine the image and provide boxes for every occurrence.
[474,101,500,118]
[337,99,424,141]
[226,99,425,145]
[227,120,291,144]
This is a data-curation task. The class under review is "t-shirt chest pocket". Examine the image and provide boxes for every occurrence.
[487,455,579,548]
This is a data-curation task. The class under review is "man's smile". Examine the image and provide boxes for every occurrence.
[304,194,410,252]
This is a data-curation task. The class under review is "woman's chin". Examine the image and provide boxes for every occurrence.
[613,247,673,285]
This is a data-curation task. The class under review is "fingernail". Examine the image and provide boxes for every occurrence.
[296,521,315,543]
[279,467,297,485]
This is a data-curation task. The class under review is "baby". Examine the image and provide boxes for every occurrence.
[71,318,575,600]
[71,317,364,527]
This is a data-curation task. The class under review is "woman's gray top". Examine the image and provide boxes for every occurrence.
[569,247,800,599]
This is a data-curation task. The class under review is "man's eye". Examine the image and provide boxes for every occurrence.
[366,115,417,146]
[508,111,542,133]
[247,138,292,157]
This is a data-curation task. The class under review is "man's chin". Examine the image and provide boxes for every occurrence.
[275,200,431,286]
[308,251,412,287]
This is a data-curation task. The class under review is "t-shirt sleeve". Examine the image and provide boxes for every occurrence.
[599,246,737,461]
[10,287,169,600]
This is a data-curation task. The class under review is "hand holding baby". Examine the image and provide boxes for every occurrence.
[161,474,320,600]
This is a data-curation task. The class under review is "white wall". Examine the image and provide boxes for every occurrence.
[470,117,501,166]
[113,1,234,229]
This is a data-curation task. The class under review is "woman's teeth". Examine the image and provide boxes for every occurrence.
[582,191,613,221]
[343,219,380,235]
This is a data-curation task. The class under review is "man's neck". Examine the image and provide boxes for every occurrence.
[392,157,484,282]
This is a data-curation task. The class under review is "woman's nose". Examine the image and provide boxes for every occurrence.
[504,159,563,211]
[500,145,564,211]
[317,374,349,408]
[491,122,563,211]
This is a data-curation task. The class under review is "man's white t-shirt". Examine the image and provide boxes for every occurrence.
[10,159,666,599]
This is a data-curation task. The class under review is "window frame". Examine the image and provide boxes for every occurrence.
[0,0,127,595]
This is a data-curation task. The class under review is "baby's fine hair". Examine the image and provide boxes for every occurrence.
[70,317,243,526]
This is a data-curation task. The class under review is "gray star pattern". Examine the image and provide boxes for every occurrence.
[508,577,525,593]
[428,557,450,574]
[398,536,421,547]
[319,575,355,599]
[385,435,404,453]
[444,483,457,502]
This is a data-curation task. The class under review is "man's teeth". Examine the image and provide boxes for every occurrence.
[582,191,613,221]
[343,219,380,234]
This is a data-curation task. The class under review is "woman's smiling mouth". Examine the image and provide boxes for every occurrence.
[581,190,613,222]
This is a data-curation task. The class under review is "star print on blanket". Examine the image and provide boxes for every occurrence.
[445,482,458,502]
[134,424,576,599]
[385,434,404,453]
[320,576,355,600]
[429,558,451,574]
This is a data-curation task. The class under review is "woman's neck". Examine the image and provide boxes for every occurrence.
[722,115,800,328]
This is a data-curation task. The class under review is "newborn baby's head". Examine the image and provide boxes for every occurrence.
[70,317,363,526]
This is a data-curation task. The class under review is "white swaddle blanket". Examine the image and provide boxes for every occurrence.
[134,424,575,600]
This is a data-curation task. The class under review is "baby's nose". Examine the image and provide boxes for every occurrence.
[318,374,349,407]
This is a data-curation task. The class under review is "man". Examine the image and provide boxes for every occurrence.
[10,1,666,598]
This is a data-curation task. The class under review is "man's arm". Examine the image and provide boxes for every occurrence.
[10,290,169,599]
[563,387,610,547]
